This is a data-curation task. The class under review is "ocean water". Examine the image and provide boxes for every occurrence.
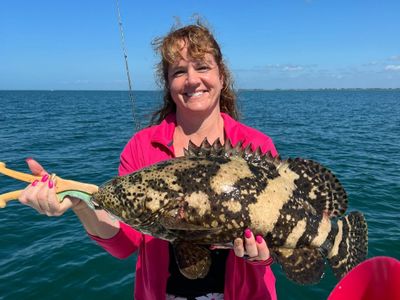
[0,90,399,299]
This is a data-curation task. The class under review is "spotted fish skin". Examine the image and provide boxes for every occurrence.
[91,139,368,284]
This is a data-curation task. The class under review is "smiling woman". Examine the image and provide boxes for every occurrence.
[168,49,223,115]
[168,47,226,157]
[16,21,279,300]
[151,23,238,124]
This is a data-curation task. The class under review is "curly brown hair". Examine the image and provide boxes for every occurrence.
[151,21,238,124]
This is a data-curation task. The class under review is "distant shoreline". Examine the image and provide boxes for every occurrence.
[237,88,400,92]
[0,88,399,92]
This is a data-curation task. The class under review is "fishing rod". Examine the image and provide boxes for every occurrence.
[115,0,141,132]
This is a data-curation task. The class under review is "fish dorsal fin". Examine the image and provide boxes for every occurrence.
[184,138,223,157]
[223,139,243,157]
[183,138,282,168]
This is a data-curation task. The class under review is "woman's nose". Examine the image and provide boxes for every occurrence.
[186,68,201,86]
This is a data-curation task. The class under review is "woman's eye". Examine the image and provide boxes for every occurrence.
[173,70,185,77]
[197,65,209,72]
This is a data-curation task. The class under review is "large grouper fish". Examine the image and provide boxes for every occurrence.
[91,139,368,285]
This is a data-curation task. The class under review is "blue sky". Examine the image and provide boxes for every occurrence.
[1,0,399,90]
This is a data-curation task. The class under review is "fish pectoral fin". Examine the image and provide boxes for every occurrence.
[172,241,211,280]
[273,247,325,285]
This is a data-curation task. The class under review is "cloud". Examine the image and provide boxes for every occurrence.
[283,65,304,72]
[234,56,400,89]
[74,79,90,84]
[363,61,380,67]
[263,64,308,72]
[389,55,400,61]
[385,65,400,71]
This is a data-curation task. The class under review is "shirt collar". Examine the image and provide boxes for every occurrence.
[220,112,239,137]
[151,112,239,148]
[151,113,177,148]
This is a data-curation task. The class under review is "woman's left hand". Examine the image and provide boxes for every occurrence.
[233,229,270,261]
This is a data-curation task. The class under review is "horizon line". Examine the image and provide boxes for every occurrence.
[1,87,400,92]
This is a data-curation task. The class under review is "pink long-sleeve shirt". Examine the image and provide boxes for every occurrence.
[89,112,278,300]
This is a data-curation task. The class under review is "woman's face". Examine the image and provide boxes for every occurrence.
[167,45,223,116]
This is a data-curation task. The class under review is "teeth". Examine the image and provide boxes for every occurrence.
[187,91,204,97]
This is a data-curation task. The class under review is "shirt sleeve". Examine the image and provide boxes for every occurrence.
[87,221,142,259]
[230,119,279,158]
[243,127,279,158]
[88,135,145,258]
[260,136,279,158]
[119,134,145,176]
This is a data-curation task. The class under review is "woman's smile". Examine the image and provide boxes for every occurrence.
[185,91,206,98]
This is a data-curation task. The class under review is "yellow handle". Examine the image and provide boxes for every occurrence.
[0,190,23,208]
[0,161,99,208]
[0,161,40,183]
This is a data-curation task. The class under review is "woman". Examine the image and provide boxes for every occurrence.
[19,23,278,300]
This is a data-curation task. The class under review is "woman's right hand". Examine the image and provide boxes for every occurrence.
[18,158,85,216]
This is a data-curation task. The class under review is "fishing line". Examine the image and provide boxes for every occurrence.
[115,0,141,132]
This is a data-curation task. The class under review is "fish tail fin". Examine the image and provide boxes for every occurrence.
[327,211,368,279]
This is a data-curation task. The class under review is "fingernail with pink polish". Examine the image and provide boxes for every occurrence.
[25,157,33,162]
[48,180,54,189]
[31,180,39,187]
[256,235,263,244]
[41,174,49,182]
[245,228,252,239]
